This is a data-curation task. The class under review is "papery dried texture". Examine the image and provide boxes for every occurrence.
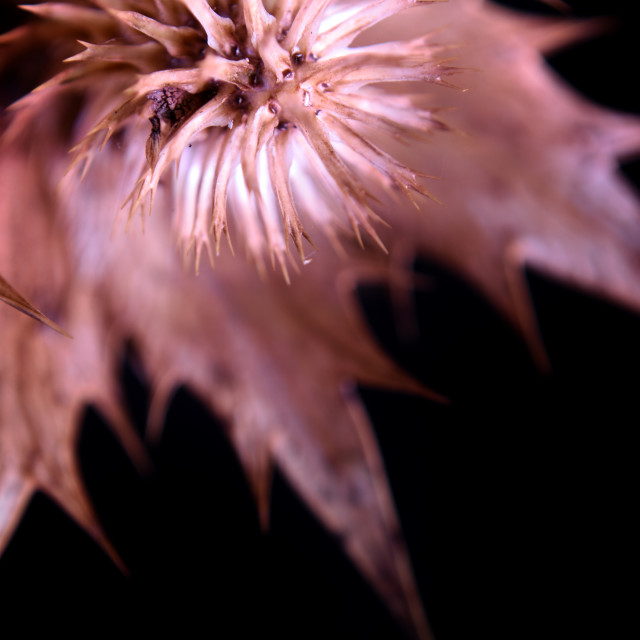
[367,0,640,367]
[6,0,453,280]
[1,1,639,640]
[0,131,439,639]
[1,1,451,638]
[0,147,148,568]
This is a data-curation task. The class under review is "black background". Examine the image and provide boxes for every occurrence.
[0,2,637,638]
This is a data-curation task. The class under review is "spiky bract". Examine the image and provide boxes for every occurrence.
[14,0,453,278]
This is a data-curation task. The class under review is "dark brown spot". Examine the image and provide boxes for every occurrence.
[149,115,161,136]
[147,86,193,125]
[199,82,220,102]
[250,60,264,87]
[145,115,161,167]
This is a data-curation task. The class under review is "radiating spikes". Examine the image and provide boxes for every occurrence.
[70,96,141,162]
[18,0,453,275]
[199,52,254,89]
[197,140,219,203]
[309,46,447,87]
[347,200,389,254]
[212,126,244,255]
[176,135,220,273]
[243,0,276,46]
[132,87,235,213]
[313,0,443,57]
[18,2,115,31]
[192,219,216,273]
[322,90,450,140]
[259,35,294,84]
[254,152,292,280]
[65,40,164,72]
[178,0,237,55]
[335,60,461,89]
[175,142,204,260]
[293,110,391,250]
[0,274,71,337]
[335,31,451,59]
[242,0,292,84]
[268,129,310,259]
[295,108,375,210]
[316,93,423,141]
[126,67,202,99]
[281,0,332,54]
[29,61,111,93]
[233,174,268,273]
[321,111,435,201]
[241,104,279,195]
[109,9,204,58]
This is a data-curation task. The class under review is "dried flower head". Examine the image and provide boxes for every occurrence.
[11,0,454,279]
[1,2,459,638]
[3,2,639,639]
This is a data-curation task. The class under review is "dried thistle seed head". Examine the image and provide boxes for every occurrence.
[16,0,455,276]
[20,0,455,278]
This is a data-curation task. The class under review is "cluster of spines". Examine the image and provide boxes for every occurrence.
[15,0,455,278]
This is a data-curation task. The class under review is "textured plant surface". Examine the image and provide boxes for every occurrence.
[0,1,637,638]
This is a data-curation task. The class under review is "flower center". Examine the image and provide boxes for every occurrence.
[62,0,453,276]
